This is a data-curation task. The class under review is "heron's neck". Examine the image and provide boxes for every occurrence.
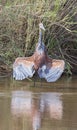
[38,28,42,46]
[36,29,46,54]
[35,28,45,54]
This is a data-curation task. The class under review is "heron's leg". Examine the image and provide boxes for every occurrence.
[33,73,37,87]
[34,77,36,87]
[40,78,42,87]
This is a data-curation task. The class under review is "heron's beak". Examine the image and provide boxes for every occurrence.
[39,23,45,31]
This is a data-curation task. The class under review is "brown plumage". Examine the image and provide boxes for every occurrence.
[13,23,65,82]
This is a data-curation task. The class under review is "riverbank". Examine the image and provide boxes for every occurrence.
[0,0,77,74]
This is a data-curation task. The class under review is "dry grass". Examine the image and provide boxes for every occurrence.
[0,0,77,73]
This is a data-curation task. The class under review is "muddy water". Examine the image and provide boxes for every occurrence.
[0,75,77,130]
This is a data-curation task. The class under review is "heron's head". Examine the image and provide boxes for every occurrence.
[39,23,45,31]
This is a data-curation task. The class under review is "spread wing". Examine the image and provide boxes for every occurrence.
[13,57,35,80]
[38,58,65,82]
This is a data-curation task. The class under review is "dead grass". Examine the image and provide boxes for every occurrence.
[0,0,77,73]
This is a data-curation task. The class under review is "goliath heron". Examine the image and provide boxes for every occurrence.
[13,23,65,82]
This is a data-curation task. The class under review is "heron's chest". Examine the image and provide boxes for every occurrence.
[34,53,45,70]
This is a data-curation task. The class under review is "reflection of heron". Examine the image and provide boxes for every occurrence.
[13,23,65,82]
[11,91,63,130]
[40,93,63,120]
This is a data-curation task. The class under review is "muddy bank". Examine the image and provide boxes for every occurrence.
[0,57,12,77]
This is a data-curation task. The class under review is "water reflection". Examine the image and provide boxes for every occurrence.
[11,91,63,130]
[0,76,77,130]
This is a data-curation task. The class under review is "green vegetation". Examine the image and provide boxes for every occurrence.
[0,0,77,74]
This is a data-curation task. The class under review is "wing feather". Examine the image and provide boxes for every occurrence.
[38,59,65,82]
[13,57,35,80]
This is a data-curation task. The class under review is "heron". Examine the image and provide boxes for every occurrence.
[13,23,65,82]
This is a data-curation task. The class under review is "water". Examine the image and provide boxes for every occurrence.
[0,75,77,130]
